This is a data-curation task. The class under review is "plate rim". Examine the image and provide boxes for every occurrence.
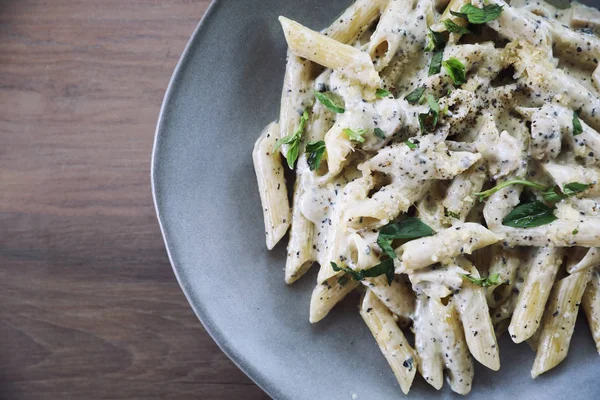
[150,1,276,398]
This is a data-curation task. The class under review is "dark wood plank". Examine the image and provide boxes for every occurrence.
[0,1,270,398]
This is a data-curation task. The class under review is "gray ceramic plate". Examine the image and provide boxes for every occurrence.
[152,1,600,398]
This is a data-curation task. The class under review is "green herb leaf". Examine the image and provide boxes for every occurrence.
[374,127,386,140]
[424,27,446,52]
[331,259,395,285]
[419,94,440,133]
[445,209,460,219]
[443,19,471,34]
[377,217,435,259]
[502,201,557,228]
[443,57,467,86]
[314,90,345,114]
[405,140,417,150]
[428,49,444,76]
[273,109,310,169]
[573,112,583,136]
[542,182,591,203]
[306,140,326,171]
[459,4,504,24]
[461,273,501,288]
[404,86,426,105]
[573,229,579,235]
[343,128,368,143]
[474,179,547,201]
[450,10,468,19]
[563,182,591,196]
[376,88,393,98]
[337,275,350,286]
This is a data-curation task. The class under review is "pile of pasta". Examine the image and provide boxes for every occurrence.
[252,0,600,394]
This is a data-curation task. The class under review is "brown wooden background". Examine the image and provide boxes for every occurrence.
[0,1,270,398]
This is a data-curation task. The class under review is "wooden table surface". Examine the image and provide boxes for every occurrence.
[0,1,269,398]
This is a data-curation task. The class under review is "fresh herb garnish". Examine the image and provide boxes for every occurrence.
[429,49,444,76]
[376,88,393,98]
[314,90,345,114]
[445,209,460,219]
[418,94,440,133]
[573,229,579,235]
[452,4,503,24]
[273,109,309,169]
[377,218,435,259]
[573,112,583,136]
[424,27,446,52]
[443,19,471,34]
[542,182,592,203]
[405,140,417,150]
[461,273,501,287]
[502,201,557,228]
[331,259,395,285]
[443,57,467,86]
[343,128,368,143]
[337,275,350,286]
[306,140,326,171]
[474,179,547,201]
[404,86,426,104]
[374,127,386,140]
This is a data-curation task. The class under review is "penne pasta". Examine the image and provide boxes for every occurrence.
[582,270,600,354]
[309,273,360,323]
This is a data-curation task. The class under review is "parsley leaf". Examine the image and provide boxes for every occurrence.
[443,57,467,86]
[502,201,557,228]
[419,94,440,133]
[374,127,386,140]
[563,182,592,196]
[573,229,579,235]
[445,209,460,219]
[273,109,309,169]
[443,19,471,34]
[377,218,435,259]
[428,49,444,76]
[314,90,345,114]
[461,273,501,287]
[343,128,368,143]
[474,179,547,201]
[331,259,395,285]
[541,186,564,203]
[376,88,393,98]
[573,112,583,136]
[457,4,503,24]
[405,140,417,150]
[306,140,326,171]
[404,86,426,104]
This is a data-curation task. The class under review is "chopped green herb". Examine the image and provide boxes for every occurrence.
[428,49,444,76]
[376,88,393,98]
[461,273,501,288]
[542,182,591,203]
[314,90,345,114]
[443,19,471,34]
[456,4,504,24]
[273,109,310,169]
[404,86,426,104]
[377,218,435,259]
[573,112,583,136]
[405,140,417,150]
[424,27,446,52]
[443,57,467,86]
[331,259,395,285]
[419,94,440,133]
[445,209,460,219]
[502,201,557,228]
[374,127,386,140]
[450,10,468,19]
[474,179,547,201]
[306,140,326,171]
[343,128,368,143]
[573,229,579,235]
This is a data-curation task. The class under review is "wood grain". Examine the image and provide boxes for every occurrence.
[0,1,270,398]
